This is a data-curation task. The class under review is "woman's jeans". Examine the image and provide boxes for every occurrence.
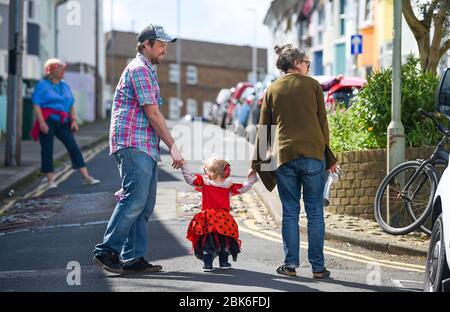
[39,119,86,173]
[276,156,327,273]
[95,148,158,261]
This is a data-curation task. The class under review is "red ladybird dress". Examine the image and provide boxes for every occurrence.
[182,165,258,262]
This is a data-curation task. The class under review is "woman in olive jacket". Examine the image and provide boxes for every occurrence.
[254,44,336,279]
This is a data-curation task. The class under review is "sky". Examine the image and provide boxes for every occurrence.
[103,0,273,49]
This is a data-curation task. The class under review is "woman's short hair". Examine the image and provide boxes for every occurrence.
[136,39,156,53]
[44,58,66,78]
[274,44,307,73]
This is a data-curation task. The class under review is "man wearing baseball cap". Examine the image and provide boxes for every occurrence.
[94,24,183,274]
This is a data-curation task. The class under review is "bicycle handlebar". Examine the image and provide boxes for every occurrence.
[418,108,450,136]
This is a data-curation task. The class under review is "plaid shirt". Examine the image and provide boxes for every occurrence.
[109,53,163,160]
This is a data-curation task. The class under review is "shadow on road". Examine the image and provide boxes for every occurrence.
[107,267,402,292]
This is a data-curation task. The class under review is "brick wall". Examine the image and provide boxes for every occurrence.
[106,56,249,119]
[328,147,436,220]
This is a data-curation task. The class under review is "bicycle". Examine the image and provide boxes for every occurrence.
[374,109,449,235]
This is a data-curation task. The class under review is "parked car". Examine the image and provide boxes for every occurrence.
[233,86,255,132]
[216,87,234,128]
[324,76,367,110]
[244,74,278,144]
[213,88,232,126]
[424,68,450,292]
[225,82,253,129]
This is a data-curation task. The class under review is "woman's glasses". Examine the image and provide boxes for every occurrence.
[300,60,311,69]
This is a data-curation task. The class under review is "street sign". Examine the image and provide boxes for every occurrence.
[351,34,363,55]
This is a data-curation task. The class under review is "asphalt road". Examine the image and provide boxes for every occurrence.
[0,121,426,292]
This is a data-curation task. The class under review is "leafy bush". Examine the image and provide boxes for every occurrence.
[329,56,440,152]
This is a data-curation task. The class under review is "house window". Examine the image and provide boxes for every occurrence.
[169,63,180,83]
[364,0,372,22]
[318,8,324,26]
[27,0,37,21]
[339,0,346,36]
[169,97,181,120]
[186,65,198,85]
[203,101,213,119]
[186,98,198,116]
[318,31,323,45]
[27,23,40,56]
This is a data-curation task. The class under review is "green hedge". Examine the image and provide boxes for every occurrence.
[329,56,441,152]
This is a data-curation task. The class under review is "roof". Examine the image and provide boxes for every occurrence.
[105,31,268,71]
[338,77,367,87]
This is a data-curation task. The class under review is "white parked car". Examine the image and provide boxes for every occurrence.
[425,68,450,292]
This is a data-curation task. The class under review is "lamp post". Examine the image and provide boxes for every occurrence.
[248,8,257,84]
[5,0,24,166]
[95,0,103,120]
[387,0,405,172]
[176,0,182,110]
[110,0,115,89]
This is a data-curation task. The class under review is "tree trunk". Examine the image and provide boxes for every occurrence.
[402,0,450,74]
[417,35,431,73]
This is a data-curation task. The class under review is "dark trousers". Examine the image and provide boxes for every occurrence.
[39,119,86,173]
[203,249,229,267]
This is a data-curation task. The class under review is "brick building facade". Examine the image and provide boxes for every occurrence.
[105,31,268,119]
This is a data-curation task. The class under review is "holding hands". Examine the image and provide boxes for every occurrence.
[170,144,184,169]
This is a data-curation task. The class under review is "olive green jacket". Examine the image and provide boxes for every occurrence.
[252,74,330,191]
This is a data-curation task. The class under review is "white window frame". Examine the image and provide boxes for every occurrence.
[186,65,198,85]
[169,97,182,120]
[202,101,213,119]
[359,0,373,28]
[300,19,309,42]
[318,7,324,26]
[315,7,325,47]
[363,0,372,23]
[169,63,180,84]
[339,0,346,37]
[186,98,198,116]
[26,0,38,23]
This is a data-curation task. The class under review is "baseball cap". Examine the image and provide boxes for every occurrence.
[137,24,177,43]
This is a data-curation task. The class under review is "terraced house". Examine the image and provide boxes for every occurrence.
[264,0,450,78]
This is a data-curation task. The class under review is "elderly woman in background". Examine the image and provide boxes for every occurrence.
[31,58,100,189]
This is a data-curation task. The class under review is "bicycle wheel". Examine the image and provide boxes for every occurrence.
[407,162,446,236]
[374,160,437,235]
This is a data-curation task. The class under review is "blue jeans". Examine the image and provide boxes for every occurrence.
[95,148,158,261]
[276,156,327,272]
[39,119,85,173]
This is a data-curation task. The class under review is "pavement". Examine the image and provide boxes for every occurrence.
[0,119,430,257]
[0,120,110,200]
[253,182,429,257]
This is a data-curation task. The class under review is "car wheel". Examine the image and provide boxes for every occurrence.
[424,214,450,292]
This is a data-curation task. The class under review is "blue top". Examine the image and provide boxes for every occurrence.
[32,79,75,122]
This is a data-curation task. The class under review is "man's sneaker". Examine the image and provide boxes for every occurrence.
[121,257,162,273]
[83,176,100,185]
[93,251,123,274]
[203,263,214,272]
[276,264,297,277]
[219,262,232,270]
[313,268,331,279]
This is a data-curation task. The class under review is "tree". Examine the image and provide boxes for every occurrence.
[402,0,450,74]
